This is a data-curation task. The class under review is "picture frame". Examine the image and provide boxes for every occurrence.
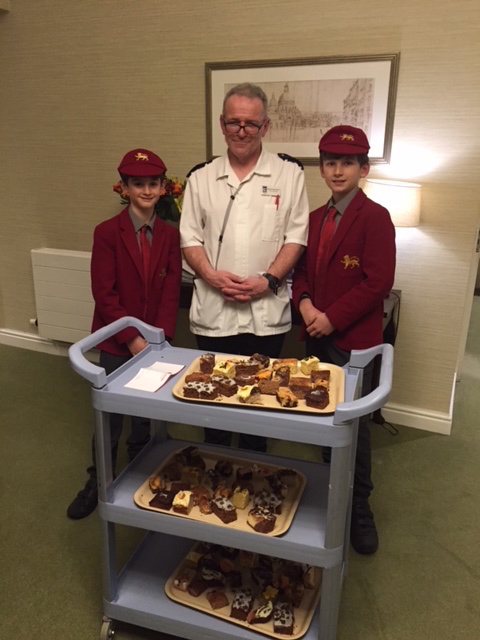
[205,53,400,165]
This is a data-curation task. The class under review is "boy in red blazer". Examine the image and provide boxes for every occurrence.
[292,126,396,554]
[67,149,182,519]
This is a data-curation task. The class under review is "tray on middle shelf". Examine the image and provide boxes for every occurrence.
[134,447,307,537]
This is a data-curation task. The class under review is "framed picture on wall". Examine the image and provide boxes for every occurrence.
[205,53,400,165]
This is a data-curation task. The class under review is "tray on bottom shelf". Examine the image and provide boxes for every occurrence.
[165,541,322,639]
[134,447,307,537]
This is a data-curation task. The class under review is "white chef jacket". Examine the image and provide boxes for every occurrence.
[179,148,309,337]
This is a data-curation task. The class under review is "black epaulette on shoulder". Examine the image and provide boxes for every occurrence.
[186,158,214,178]
[278,153,304,170]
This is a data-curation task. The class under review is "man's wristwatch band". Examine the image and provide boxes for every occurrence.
[262,272,280,295]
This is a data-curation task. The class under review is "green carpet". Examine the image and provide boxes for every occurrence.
[1,301,479,640]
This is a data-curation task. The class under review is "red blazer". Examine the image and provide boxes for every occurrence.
[91,208,182,355]
[292,189,396,351]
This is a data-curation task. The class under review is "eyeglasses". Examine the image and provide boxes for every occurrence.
[222,119,266,135]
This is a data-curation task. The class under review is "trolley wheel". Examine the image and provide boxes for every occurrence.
[100,615,115,639]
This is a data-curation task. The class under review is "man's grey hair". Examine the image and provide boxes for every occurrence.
[222,83,268,118]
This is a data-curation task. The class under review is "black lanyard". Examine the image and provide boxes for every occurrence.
[213,182,245,270]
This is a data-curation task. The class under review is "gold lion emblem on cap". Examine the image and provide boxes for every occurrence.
[341,255,360,269]
[340,134,354,142]
[135,152,149,161]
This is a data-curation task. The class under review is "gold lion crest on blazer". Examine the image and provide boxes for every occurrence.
[341,255,360,269]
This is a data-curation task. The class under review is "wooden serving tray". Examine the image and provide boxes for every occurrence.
[165,541,322,639]
[134,448,306,537]
[172,356,344,414]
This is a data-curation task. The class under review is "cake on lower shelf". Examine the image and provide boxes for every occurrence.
[166,541,322,638]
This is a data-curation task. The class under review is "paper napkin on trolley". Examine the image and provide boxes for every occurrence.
[124,362,185,392]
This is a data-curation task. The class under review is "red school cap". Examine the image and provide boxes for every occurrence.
[117,148,167,177]
[319,125,370,155]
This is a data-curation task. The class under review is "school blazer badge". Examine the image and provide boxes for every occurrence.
[341,255,360,269]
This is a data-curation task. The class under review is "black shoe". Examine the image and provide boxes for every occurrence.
[67,484,98,520]
[350,498,378,555]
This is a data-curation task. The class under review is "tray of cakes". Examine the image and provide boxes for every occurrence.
[165,541,322,639]
[134,446,306,537]
[172,353,344,414]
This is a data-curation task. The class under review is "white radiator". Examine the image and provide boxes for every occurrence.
[31,248,94,343]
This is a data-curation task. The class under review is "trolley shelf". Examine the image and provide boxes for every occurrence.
[101,438,340,567]
[105,531,321,640]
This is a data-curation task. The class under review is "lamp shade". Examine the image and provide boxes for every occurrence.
[364,179,421,227]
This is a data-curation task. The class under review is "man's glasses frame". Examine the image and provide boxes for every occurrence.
[222,118,267,136]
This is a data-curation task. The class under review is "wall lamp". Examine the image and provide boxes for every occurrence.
[364,179,422,227]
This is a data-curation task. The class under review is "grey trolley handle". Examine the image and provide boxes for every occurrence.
[333,343,394,425]
[68,316,165,388]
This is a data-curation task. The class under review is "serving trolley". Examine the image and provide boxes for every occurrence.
[68,317,393,640]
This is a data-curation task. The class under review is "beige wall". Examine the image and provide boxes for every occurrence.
[1,0,479,432]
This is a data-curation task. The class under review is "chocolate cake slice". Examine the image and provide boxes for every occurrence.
[247,598,274,624]
[230,588,254,621]
[273,601,295,635]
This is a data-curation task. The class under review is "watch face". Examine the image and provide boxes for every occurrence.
[263,273,279,294]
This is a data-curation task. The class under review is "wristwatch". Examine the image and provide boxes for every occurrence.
[262,272,280,295]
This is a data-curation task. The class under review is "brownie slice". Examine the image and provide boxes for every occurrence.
[199,352,215,374]
[225,570,243,588]
[187,573,209,597]
[176,445,207,469]
[211,496,237,524]
[170,481,191,493]
[183,381,202,398]
[289,376,312,400]
[254,489,282,514]
[206,589,229,610]
[249,353,270,368]
[201,566,225,588]
[273,601,294,635]
[198,382,220,400]
[181,465,204,485]
[235,360,261,376]
[211,375,238,397]
[230,588,254,621]
[173,566,196,591]
[148,489,175,510]
[277,468,300,488]
[185,371,212,383]
[258,378,280,395]
[305,387,329,410]
[214,459,233,477]
[247,598,274,624]
[235,373,257,386]
[247,506,277,534]
[191,484,211,505]
[311,369,331,383]
[251,565,274,591]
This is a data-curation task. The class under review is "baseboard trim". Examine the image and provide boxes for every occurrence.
[382,403,452,435]
[0,328,70,356]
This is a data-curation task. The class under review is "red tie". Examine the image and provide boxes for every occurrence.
[316,206,337,275]
[140,225,151,292]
